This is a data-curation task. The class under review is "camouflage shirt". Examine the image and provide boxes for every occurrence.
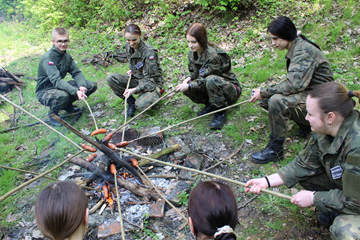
[260,36,334,98]
[36,45,87,98]
[125,40,163,93]
[186,45,241,90]
[278,111,360,215]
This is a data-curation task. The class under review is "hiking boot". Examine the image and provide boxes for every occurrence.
[197,102,216,116]
[317,212,340,226]
[63,103,80,113]
[295,122,311,139]
[210,110,227,130]
[251,134,285,164]
[127,95,136,118]
[48,110,61,127]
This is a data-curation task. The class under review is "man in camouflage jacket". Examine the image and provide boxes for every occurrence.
[250,36,333,164]
[277,110,360,239]
[36,28,97,126]
[106,40,163,117]
[179,44,242,129]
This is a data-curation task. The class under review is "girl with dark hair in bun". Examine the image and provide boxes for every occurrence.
[250,16,334,164]
[106,24,164,118]
[246,82,360,240]
[188,181,238,240]
[35,181,89,240]
[176,23,242,130]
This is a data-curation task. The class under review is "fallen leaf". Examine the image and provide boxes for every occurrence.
[6,213,20,223]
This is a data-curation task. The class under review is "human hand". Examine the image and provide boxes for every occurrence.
[123,88,136,98]
[291,190,313,208]
[175,83,189,93]
[126,70,132,76]
[245,178,269,195]
[76,90,87,101]
[79,86,87,94]
[250,89,262,103]
[183,77,191,84]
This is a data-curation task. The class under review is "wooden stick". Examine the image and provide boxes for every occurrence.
[119,149,292,200]
[14,85,24,105]
[136,165,189,223]
[120,75,131,159]
[90,199,104,214]
[0,150,85,202]
[128,99,250,143]
[112,89,177,134]
[0,94,82,151]
[83,99,98,130]
[2,67,26,84]
[0,111,83,134]
[113,170,125,240]
[0,165,100,192]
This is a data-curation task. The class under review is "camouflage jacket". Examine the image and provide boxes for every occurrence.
[186,45,241,90]
[36,45,87,98]
[260,36,333,99]
[125,40,163,93]
[278,111,360,215]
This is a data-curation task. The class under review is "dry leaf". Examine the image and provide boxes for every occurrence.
[6,213,20,223]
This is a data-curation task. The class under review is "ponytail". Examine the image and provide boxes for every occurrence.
[300,34,321,50]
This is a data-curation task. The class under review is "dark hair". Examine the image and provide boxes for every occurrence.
[185,23,219,48]
[35,181,88,240]
[188,181,237,240]
[268,16,321,50]
[125,24,142,35]
[309,82,360,119]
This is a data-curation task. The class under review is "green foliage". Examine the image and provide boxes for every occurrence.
[194,0,251,11]
[177,190,190,207]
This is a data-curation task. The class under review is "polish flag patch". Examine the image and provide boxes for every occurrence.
[48,61,54,65]
[149,56,154,60]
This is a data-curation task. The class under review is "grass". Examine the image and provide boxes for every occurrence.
[0,0,359,238]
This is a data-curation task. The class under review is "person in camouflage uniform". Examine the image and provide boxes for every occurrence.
[36,27,97,127]
[250,16,333,164]
[245,82,360,240]
[106,24,163,118]
[176,23,242,130]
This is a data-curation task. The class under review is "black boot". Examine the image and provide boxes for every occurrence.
[197,102,216,116]
[251,134,285,164]
[48,110,61,127]
[127,96,136,118]
[210,110,227,130]
[317,212,340,226]
[295,122,311,139]
[63,103,80,113]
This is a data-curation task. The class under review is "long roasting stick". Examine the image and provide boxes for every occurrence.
[128,99,250,143]
[120,75,132,158]
[110,164,125,240]
[112,88,176,134]
[0,150,85,202]
[0,94,82,151]
[83,99,98,130]
[119,149,292,200]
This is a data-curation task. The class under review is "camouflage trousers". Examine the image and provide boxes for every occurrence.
[106,73,161,111]
[259,92,309,138]
[184,75,241,108]
[299,172,360,240]
[37,80,97,113]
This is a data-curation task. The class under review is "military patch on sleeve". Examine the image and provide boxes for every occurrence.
[199,67,205,76]
[135,61,144,69]
[149,56,155,60]
[152,65,157,71]
[48,61,54,65]
[330,165,343,180]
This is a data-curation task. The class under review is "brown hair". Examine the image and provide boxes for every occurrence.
[52,28,69,40]
[188,181,237,240]
[125,24,142,35]
[35,181,88,240]
[185,23,209,48]
[309,82,360,119]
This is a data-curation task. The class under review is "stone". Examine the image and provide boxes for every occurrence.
[149,198,165,218]
[179,153,203,178]
[166,137,190,160]
[164,180,191,206]
[97,220,125,238]
[32,229,43,238]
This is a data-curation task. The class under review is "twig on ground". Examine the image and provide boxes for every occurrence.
[237,195,258,209]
